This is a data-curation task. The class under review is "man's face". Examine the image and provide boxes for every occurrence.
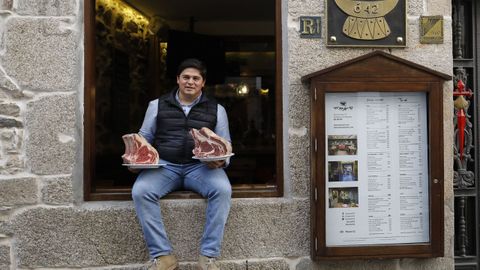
[177,67,205,101]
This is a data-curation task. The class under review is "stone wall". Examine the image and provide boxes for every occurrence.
[287,0,454,269]
[0,0,453,270]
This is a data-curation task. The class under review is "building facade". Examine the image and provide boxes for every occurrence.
[0,0,455,269]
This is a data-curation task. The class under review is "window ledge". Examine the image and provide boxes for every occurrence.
[87,184,281,201]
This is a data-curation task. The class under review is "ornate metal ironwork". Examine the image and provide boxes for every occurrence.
[453,0,464,58]
[457,196,467,256]
[453,72,474,188]
[453,0,478,267]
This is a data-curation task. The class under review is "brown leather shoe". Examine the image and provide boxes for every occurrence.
[197,255,220,270]
[148,255,178,270]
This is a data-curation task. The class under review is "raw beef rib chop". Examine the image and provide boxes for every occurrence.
[121,133,159,164]
[190,127,232,158]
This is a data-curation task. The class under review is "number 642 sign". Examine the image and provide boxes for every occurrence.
[326,0,406,47]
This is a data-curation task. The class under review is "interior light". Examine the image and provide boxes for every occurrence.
[236,83,249,96]
[97,0,149,26]
[160,42,168,54]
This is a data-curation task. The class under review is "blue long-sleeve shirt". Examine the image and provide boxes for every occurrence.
[138,91,231,164]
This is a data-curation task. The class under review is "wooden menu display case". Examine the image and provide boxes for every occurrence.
[302,51,451,259]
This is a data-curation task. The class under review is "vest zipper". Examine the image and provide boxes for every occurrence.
[183,112,189,161]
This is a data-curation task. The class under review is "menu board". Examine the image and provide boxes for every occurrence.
[324,92,430,246]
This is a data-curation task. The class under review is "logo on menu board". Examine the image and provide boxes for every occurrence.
[334,101,354,111]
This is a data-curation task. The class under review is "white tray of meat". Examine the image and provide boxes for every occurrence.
[122,163,167,169]
[192,153,235,162]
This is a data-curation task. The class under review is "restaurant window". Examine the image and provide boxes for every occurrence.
[84,0,283,200]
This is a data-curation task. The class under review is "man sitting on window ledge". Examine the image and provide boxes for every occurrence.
[131,58,232,270]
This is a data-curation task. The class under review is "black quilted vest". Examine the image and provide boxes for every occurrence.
[153,90,217,164]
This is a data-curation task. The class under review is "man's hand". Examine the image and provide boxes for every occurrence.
[204,160,225,169]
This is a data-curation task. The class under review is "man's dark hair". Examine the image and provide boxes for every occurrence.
[177,58,207,79]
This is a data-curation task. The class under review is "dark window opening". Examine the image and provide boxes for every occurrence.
[85,0,283,200]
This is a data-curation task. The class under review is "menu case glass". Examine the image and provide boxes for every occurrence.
[324,92,430,246]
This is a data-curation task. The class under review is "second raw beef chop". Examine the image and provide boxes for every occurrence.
[190,127,232,158]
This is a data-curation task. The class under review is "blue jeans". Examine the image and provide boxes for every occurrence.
[132,160,232,259]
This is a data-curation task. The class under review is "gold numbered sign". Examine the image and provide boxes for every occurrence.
[327,0,406,47]
[335,0,398,40]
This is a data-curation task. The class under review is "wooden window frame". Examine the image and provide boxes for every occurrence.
[83,0,283,201]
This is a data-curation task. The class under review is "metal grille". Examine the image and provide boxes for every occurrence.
[453,0,479,268]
